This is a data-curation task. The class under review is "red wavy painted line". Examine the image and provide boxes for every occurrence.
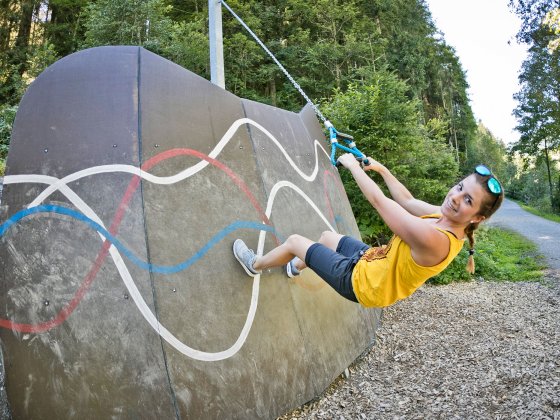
[0,149,274,333]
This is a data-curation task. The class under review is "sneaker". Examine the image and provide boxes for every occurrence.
[286,258,301,278]
[233,239,261,277]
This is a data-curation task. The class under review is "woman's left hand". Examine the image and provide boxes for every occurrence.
[337,153,361,169]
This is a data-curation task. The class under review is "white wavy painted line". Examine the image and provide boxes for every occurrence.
[3,176,336,361]
[2,118,338,361]
[3,175,113,242]
[18,118,331,207]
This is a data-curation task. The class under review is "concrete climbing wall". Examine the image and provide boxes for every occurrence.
[0,46,380,419]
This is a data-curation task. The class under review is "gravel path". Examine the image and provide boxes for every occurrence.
[280,200,560,419]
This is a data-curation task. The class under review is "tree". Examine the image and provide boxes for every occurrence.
[81,0,212,77]
[0,0,61,104]
[512,26,560,210]
[0,104,17,175]
[507,153,559,211]
[44,0,89,57]
[1,0,43,104]
[544,7,560,50]
[464,123,508,180]
[82,0,173,48]
[509,0,560,44]
[510,0,560,212]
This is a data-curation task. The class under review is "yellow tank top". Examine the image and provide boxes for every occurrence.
[351,214,465,308]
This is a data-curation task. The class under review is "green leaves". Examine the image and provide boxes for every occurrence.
[82,0,174,48]
[510,0,560,213]
[0,104,17,176]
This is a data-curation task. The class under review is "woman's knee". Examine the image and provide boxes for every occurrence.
[285,234,307,249]
[318,231,343,250]
[285,234,314,257]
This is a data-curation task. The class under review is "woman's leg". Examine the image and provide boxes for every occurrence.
[253,234,315,271]
[292,231,345,271]
[233,231,347,277]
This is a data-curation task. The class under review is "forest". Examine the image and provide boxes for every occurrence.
[0,0,559,239]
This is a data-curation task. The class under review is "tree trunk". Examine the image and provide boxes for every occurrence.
[1,0,39,103]
[543,139,554,209]
[556,173,560,213]
[0,0,17,53]
[13,0,37,75]
[268,78,276,107]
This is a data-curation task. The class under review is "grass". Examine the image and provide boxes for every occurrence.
[430,226,546,285]
[0,158,5,177]
[516,201,560,224]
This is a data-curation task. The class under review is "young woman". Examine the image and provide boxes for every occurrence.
[233,153,504,307]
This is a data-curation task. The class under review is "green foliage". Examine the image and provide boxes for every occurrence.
[82,0,174,48]
[512,34,560,156]
[544,8,560,51]
[430,227,545,285]
[506,156,560,213]
[26,43,60,80]
[0,104,17,176]
[509,0,559,44]
[0,42,60,105]
[0,63,27,105]
[163,18,209,78]
[464,123,508,180]
[82,0,211,78]
[322,71,459,241]
[0,105,17,160]
[511,0,560,212]
[45,0,90,57]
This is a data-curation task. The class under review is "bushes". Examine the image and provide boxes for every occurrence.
[0,105,17,176]
[506,157,560,214]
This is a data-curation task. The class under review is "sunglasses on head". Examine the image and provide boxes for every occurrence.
[475,165,502,195]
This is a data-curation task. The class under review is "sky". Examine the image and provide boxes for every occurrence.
[425,0,528,144]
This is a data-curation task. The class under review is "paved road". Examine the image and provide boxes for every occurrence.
[488,199,560,273]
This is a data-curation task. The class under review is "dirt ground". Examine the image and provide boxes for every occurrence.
[1,277,557,419]
[279,274,560,419]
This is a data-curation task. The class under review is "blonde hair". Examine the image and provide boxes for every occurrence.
[465,172,505,274]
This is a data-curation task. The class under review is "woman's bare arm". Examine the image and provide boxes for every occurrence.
[338,154,449,266]
[363,159,440,217]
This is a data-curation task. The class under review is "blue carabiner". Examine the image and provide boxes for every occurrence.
[324,121,369,167]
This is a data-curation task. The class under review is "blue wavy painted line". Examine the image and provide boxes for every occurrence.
[334,215,351,233]
[0,204,280,274]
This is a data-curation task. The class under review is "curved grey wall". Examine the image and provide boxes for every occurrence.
[0,46,380,418]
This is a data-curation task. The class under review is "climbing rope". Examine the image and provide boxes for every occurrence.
[220,0,327,123]
[220,0,369,166]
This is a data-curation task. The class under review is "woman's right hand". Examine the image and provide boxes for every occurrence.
[362,158,385,173]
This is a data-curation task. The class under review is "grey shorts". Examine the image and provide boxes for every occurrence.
[304,236,369,303]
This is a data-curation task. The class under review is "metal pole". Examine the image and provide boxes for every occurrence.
[209,0,225,88]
